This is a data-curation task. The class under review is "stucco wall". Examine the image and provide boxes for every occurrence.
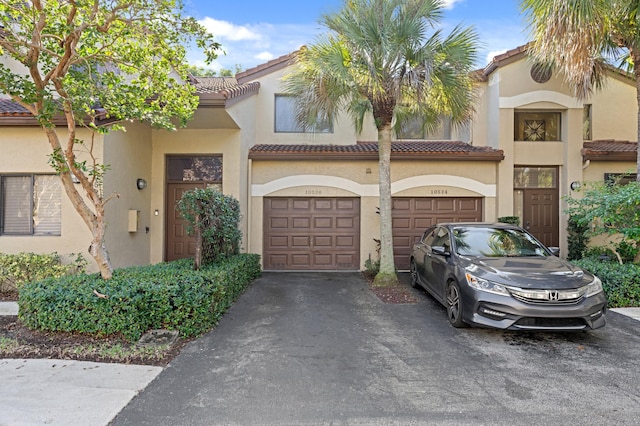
[253,68,379,145]
[148,115,244,264]
[0,126,101,270]
[582,160,637,183]
[103,121,153,269]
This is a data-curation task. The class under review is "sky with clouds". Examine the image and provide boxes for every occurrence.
[183,0,529,73]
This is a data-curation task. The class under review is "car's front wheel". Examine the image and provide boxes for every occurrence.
[446,281,467,328]
[409,259,419,289]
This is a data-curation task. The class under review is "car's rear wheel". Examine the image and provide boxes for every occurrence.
[409,259,419,289]
[446,281,467,328]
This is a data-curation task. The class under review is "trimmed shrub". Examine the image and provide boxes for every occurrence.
[18,253,261,342]
[567,216,589,261]
[497,216,520,226]
[177,188,242,269]
[574,257,640,308]
[0,252,86,293]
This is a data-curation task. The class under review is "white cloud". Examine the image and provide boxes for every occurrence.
[442,0,464,9]
[189,20,319,72]
[198,17,262,41]
[255,51,276,61]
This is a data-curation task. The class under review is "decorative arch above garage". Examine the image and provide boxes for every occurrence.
[251,174,496,197]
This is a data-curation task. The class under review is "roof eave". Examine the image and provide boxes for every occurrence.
[248,151,505,161]
[582,152,636,162]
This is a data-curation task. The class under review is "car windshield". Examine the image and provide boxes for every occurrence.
[453,226,549,257]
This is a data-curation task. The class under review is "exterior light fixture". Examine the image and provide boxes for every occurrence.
[136,178,147,190]
[570,181,581,191]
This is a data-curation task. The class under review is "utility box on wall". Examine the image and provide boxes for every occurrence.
[128,210,139,233]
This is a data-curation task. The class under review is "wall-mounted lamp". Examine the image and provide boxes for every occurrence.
[136,178,147,190]
[570,181,581,191]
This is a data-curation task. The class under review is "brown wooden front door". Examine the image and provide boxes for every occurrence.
[522,188,559,247]
[165,182,204,261]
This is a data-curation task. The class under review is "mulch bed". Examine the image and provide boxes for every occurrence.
[362,272,418,304]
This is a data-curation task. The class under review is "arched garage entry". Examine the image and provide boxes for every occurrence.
[253,175,495,271]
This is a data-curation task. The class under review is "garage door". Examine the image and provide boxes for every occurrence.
[264,197,360,270]
[392,197,482,270]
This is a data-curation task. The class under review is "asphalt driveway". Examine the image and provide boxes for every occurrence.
[112,272,640,425]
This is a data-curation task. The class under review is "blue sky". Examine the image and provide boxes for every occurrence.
[183,0,529,73]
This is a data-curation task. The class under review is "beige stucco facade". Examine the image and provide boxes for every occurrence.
[249,159,498,268]
[1,45,637,272]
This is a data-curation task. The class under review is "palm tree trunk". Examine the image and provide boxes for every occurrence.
[373,125,398,286]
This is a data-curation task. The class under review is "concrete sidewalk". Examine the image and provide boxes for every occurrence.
[0,359,161,426]
[1,301,162,425]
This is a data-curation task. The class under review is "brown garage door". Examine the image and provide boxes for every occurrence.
[264,197,360,270]
[392,197,483,270]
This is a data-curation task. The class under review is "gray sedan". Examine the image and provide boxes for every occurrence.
[409,223,607,330]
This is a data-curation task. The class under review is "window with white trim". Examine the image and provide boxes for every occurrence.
[0,175,61,236]
[514,111,561,141]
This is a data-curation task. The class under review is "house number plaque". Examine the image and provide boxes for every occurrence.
[430,189,448,195]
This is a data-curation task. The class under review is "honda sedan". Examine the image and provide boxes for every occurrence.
[409,223,606,330]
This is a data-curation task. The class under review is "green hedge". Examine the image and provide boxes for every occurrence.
[18,254,261,342]
[0,252,86,292]
[574,258,640,308]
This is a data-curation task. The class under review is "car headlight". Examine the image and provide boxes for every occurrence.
[465,273,510,296]
[584,276,603,297]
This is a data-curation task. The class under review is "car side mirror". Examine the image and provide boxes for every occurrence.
[548,247,560,257]
[432,246,450,256]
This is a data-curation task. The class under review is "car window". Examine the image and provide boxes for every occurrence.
[453,227,548,257]
[432,227,450,249]
[421,228,436,245]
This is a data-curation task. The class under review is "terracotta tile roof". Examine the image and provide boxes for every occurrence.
[236,51,298,84]
[0,76,260,124]
[249,140,504,161]
[582,140,637,161]
[0,99,31,117]
[475,43,634,83]
[191,76,239,93]
[188,76,260,106]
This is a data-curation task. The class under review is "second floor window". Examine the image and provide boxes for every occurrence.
[0,175,61,236]
[514,111,561,141]
[397,116,452,140]
[274,95,332,133]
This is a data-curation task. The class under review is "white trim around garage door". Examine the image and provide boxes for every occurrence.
[252,174,496,197]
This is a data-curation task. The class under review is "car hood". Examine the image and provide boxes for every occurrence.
[463,256,593,289]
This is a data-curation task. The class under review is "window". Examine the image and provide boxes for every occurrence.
[514,111,561,141]
[0,175,61,236]
[397,116,452,140]
[583,104,592,140]
[605,173,637,186]
[274,95,332,133]
[514,167,557,189]
[167,156,223,190]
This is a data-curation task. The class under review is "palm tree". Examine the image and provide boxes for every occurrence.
[521,0,640,181]
[284,0,479,286]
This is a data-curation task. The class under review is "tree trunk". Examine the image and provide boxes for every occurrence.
[373,125,398,287]
[43,127,114,280]
[194,212,203,270]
